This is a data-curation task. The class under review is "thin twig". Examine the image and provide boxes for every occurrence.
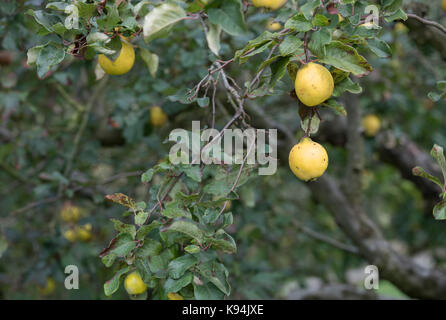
[406,13,446,35]
[63,77,109,180]
[293,221,359,255]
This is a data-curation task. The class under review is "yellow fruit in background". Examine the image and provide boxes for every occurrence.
[64,229,77,242]
[359,21,379,29]
[252,0,267,6]
[338,14,345,22]
[124,272,147,295]
[362,114,381,137]
[394,22,408,33]
[289,138,328,181]
[168,292,184,300]
[443,0,446,12]
[150,106,168,127]
[60,203,80,223]
[38,277,56,296]
[224,200,232,212]
[295,62,334,107]
[76,224,92,242]
[98,38,135,75]
[252,0,287,10]
[266,19,282,31]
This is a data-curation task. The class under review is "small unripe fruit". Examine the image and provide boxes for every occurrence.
[124,272,147,295]
[168,292,184,300]
[64,229,77,242]
[362,114,381,137]
[289,138,328,181]
[150,106,168,127]
[60,203,81,223]
[295,62,334,107]
[266,19,282,31]
[224,200,232,212]
[76,224,92,242]
[394,22,408,33]
[252,0,287,10]
[38,277,56,296]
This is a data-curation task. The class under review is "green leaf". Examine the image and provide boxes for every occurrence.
[270,56,291,88]
[312,14,330,27]
[96,4,121,30]
[301,114,320,134]
[135,211,149,226]
[309,28,332,56]
[412,166,443,189]
[383,0,403,13]
[141,168,155,183]
[319,41,372,76]
[26,9,58,34]
[143,3,187,42]
[75,1,97,20]
[384,9,407,23]
[196,261,230,295]
[193,282,225,300]
[100,233,136,261]
[134,258,152,282]
[27,44,46,67]
[207,0,246,36]
[222,212,233,228]
[140,48,159,78]
[162,201,192,219]
[322,99,347,116]
[438,81,446,91]
[110,219,137,238]
[136,221,162,240]
[284,13,312,32]
[135,239,163,258]
[201,208,220,224]
[206,22,221,56]
[208,237,237,254]
[431,145,446,184]
[428,91,446,102]
[86,32,114,55]
[168,254,198,279]
[234,31,274,62]
[301,0,322,20]
[104,266,130,297]
[164,272,193,293]
[367,39,392,58]
[332,76,362,97]
[36,43,65,78]
[164,220,205,243]
[286,62,299,82]
[180,165,202,182]
[279,35,303,56]
[203,166,252,197]
[433,200,446,220]
[184,245,201,254]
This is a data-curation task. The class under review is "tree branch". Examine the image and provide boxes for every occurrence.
[406,13,446,35]
[343,93,363,207]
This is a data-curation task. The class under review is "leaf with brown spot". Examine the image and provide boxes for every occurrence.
[105,193,137,209]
